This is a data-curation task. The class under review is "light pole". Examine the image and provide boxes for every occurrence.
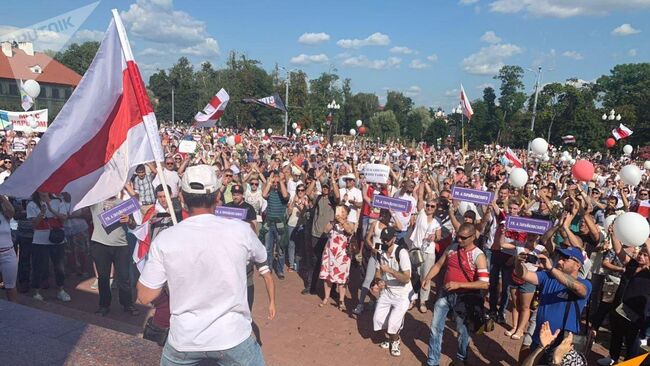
[527,66,543,132]
[279,66,294,136]
[326,99,340,141]
[452,105,464,151]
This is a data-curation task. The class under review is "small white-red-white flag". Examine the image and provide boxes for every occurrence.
[505,147,523,168]
[562,135,576,144]
[611,123,633,140]
[131,205,157,272]
[460,84,474,121]
[194,88,229,128]
[0,11,164,210]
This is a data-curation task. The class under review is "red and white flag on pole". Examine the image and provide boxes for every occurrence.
[460,84,474,121]
[0,11,164,210]
[611,123,633,140]
[561,135,576,144]
[505,147,523,168]
[194,88,229,128]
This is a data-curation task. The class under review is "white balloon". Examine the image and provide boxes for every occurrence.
[562,151,570,157]
[620,164,642,186]
[645,161,650,170]
[569,159,576,165]
[542,155,550,162]
[350,129,356,136]
[495,144,501,150]
[623,144,633,155]
[531,137,548,155]
[267,128,273,134]
[356,119,363,127]
[603,214,618,231]
[27,115,38,129]
[23,79,41,98]
[295,128,301,134]
[509,168,528,188]
[226,136,236,146]
[560,155,568,162]
[614,212,650,247]
[291,123,297,129]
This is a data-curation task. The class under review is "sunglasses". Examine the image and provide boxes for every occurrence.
[4,161,11,164]
[426,204,436,209]
[457,234,473,241]
[224,174,233,178]
[297,189,305,192]
[250,182,259,186]
[165,162,174,165]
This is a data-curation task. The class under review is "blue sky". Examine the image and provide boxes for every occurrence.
[1,0,649,112]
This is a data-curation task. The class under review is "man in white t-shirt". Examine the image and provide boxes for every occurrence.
[392,180,418,241]
[152,158,182,198]
[335,173,363,224]
[137,165,267,366]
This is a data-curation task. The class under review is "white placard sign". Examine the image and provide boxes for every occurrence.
[0,109,48,132]
[363,164,390,184]
[178,140,197,153]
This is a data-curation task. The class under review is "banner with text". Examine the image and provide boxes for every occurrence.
[0,109,48,132]
[372,195,412,213]
[452,187,494,206]
[215,206,248,220]
[506,216,552,235]
[363,164,390,184]
[99,197,141,228]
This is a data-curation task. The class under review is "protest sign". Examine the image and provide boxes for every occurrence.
[178,140,197,153]
[215,206,248,220]
[372,195,411,213]
[452,187,494,206]
[0,109,48,132]
[363,164,390,184]
[99,197,140,227]
[506,216,552,235]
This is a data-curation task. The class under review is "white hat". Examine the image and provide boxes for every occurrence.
[343,173,357,181]
[181,165,219,194]
[230,165,241,175]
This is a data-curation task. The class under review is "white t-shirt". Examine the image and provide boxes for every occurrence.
[410,209,442,254]
[153,168,181,198]
[26,198,65,245]
[0,170,10,184]
[139,214,267,352]
[392,192,418,231]
[287,179,303,199]
[340,187,363,223]
[380,244,413,297]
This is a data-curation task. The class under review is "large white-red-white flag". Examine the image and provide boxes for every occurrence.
[194,88,229,128]
[0,11,164,210]
[505,147,523,168]
[460,84,474,121]
[611,123,633,140]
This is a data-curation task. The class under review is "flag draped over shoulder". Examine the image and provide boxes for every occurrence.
[194,88,229,128]
[0,12,164,210]
[242,93,287,112]
[460,84,474,121]
[505,147,523,168]
[611,123,633,140]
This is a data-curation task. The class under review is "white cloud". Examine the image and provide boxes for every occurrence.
[461,43,523,75]
[562,50,583,60]
[121,0,219,56]
[426,53,439,62]
[629,48,638,56]
[298,32,330,44]
[611,23,641,36]
[409,59,430,69]
[140,48,166,56]
[390,46,415,54]
[336,32,390,48]
[489,0,650,18]
[72,29,104,43]
[460,0,480,4]
[340,55,401,69]
[477,83,494,90]
[290,53,329,65]
[404,85,421,97]
[480,31,502,44]
[444,88,459,97]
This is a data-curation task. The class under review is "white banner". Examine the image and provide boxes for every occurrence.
[0,109,48,132]
[363,164,390,184]
[178,140,197,153]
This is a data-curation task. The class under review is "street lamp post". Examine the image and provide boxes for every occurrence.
[527,66,543,132]
[452,105,465,151]
[326,99,340,141]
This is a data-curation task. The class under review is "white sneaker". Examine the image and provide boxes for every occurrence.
[390,339,401,357]
[352,304,364,315]
[597,357,614,366]
[33,292,44,301]
[379,341,390,349]
[90,279,98,290]
[57,290,71,302]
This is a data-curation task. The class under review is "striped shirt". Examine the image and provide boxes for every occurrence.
[265,190,288,221]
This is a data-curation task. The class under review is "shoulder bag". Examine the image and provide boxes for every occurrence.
[453,248,493,333]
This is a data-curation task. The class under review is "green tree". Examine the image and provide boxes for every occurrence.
[368,110,400,140]
[404,106,431,141]
[383,91,413,135]
[422,117,450,145]
[54,41,100,76]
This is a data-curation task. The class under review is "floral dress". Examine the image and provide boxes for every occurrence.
[319,223,351,284]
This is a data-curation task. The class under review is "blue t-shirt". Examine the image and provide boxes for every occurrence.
[532,270,592,347]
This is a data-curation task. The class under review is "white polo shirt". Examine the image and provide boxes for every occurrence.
[139,214,267,352]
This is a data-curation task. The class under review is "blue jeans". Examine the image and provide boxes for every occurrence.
[287,226,298,271]
[161,334,265,366]
[426,293,470,365]
[264,223,285,275]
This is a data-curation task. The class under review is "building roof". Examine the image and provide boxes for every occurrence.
[0,46,81,87]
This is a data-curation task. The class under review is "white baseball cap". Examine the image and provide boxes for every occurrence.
[181,165,218,194]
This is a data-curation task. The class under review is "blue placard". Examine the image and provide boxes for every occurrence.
[99,197,140,228]
[451,187,494,206]
[506,216,552,235]
[372,195,412,213]
[215,206,248,220]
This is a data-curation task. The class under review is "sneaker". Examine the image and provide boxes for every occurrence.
[379,341,390,349]
[123,305,140,316]
[90,279,98,290]
[352,304,364,315]
[57,290,71,302]
[497,314,507,325]
[33,292,44,301]
[596,357,614,366]
[390,340,401,357]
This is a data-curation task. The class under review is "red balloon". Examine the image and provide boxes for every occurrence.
[234,134,242,144]
[358,126,367,135]
[605,137,616,149]
[571,160,595,182]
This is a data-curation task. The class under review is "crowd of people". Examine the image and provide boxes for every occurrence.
[0,124,648,366]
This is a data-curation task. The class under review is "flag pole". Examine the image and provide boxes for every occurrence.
[111,9,177,225]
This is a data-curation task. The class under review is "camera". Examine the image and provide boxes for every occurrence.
[525,254,538,265]
[374,243,389,252]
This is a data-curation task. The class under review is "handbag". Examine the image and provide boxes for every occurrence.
[601,276,620,303]
[409,247,424,267]
[46,218,65,244]
[559,294,593,358]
